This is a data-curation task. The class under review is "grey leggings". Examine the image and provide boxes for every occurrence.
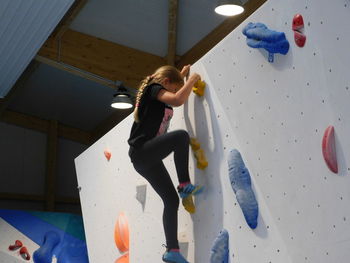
[129,130,191,249]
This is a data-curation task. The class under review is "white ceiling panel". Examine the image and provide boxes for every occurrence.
[70,0,169,57]
[70,0,226,57]
[0,0,74,98]
[177,0,226,55]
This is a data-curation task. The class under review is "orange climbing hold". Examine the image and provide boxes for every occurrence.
[322,125,338,173]
[115,252,129,263]
[193,80,206,96]
[104,150,112,161]
[114,212,129,253]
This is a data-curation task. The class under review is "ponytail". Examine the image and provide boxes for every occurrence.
[133,75,153,123]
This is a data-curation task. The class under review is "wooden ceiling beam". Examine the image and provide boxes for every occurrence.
[58,124,92,145]
[1,110,49,133]
[38,29,166,89]
[35,55,116,89]
[52,0,88,39]
[45,120,58,211]
[0,110,92,145]
[167,0,179,66]
[56,196,80,205]
[0,192,80,205]
[177,0,267,68]
[0,193,44,202]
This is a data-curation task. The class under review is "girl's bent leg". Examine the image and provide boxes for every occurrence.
[135,130,191,183]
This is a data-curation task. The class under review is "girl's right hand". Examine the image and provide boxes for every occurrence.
[189,73,201,83]
[180,64,191,79]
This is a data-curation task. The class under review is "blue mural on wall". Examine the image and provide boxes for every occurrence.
[0,209,89,262]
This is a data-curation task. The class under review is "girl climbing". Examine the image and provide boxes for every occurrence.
[128,65,202,263]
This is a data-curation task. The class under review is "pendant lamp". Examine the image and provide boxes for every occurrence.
[215,0,244,16]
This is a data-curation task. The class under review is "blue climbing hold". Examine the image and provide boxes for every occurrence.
[210,229,229,263]
[242,22,289,62]
[33,231,60,263]
[57,242,89,263]
[228,149,258,229]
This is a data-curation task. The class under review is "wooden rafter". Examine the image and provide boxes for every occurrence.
[167,0,179,66]
[35,55,116,89]
[45,120,58,211]
[38,29,166,89]
[0,110,92,145]
[52,0,88,39]
[0,61,39,117]
[177,0,267,68]
[0,192,80,205]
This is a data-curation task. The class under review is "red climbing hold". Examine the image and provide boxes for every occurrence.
[292,14,306,47]
[322,126,338,173]
[292,14,304,31]
[20,247,31,261]
[104,150,112,161]
[294,31,306,47]
[9,240,23,250]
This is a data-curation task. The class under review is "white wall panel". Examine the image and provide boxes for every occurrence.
[75,62,291,263]
[201,0,350,262]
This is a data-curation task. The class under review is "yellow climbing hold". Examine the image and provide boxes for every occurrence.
[190,137,208,170]
[190,138,201,151]
[194,149,208,170]
[193,80,206,96]
[182,195,195,214]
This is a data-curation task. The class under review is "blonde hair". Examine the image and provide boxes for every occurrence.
[133,65,184,122]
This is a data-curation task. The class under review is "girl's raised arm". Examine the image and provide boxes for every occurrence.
[157,73,200,106]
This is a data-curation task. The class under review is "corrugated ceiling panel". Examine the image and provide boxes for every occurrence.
[0,0,74,98]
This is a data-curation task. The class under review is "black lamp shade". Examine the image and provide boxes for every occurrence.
[111,86,133,109]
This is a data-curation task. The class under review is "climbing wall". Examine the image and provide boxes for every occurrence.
[75,0,350,262]
[198,0,350,262]
[74,115,195,262]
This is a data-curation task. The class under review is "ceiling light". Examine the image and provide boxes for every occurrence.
[111,85,133,109]
[215,0,244,16]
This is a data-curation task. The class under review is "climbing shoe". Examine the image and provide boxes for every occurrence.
[162,251,189,263]
[177,183,203,199]
[177,183,203,214]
